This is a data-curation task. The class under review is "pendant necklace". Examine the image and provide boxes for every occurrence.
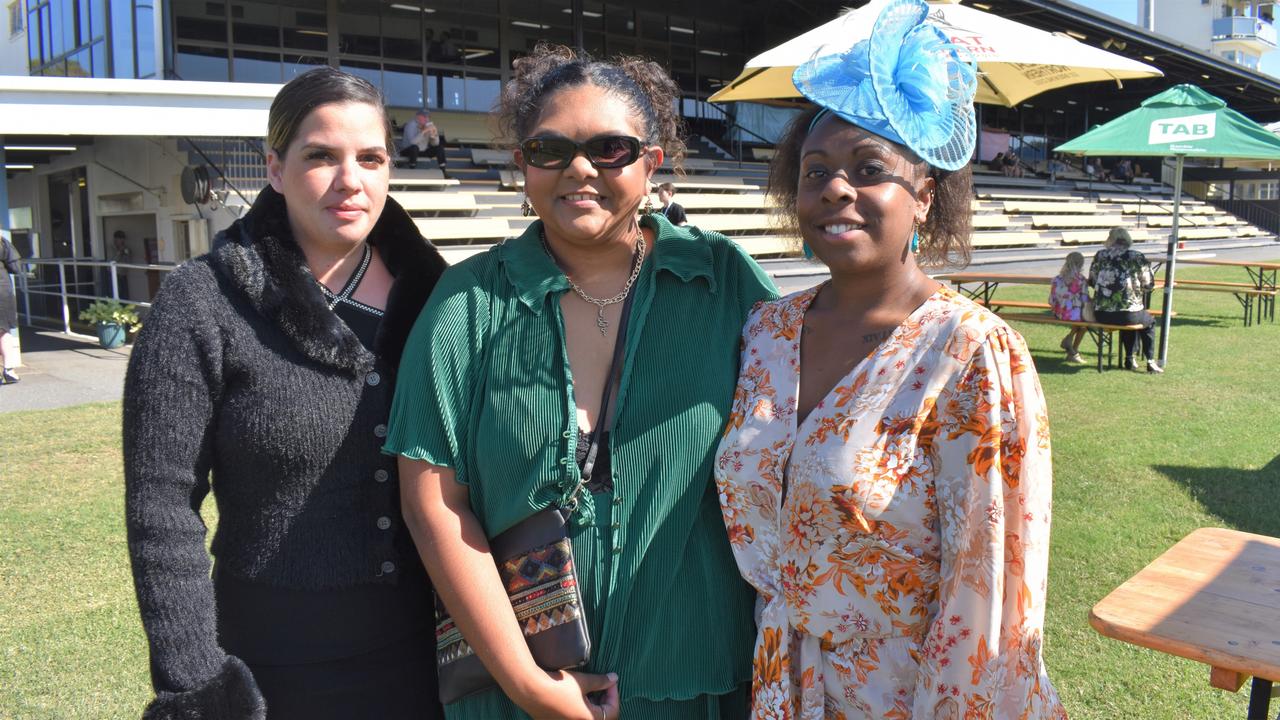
[541,227,645,335]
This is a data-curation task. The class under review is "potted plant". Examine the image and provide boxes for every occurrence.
[79,300,142,349]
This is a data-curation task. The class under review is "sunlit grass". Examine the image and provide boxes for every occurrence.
[0,262,1276,718]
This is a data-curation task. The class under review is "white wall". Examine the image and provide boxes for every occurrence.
[1,0,29,76]
[1152,0,1218,51]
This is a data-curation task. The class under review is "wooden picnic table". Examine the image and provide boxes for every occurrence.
[1178,258,1279,324]
[932,272,1053,305]
[1091,527,1280,720]
[934,273,1149,371]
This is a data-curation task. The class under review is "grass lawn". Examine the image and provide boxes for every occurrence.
[1,261,1277,718]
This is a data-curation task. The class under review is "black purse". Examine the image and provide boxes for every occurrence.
[434,287,635,704]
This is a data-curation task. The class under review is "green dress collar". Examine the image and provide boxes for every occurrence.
[498,212,717,315]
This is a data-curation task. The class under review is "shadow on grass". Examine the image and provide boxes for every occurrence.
[1155,454,1280,537]
[1167,316,1237,328]
[1032,357,1106,375]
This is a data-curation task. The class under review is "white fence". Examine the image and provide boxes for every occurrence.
[15,257,174,338]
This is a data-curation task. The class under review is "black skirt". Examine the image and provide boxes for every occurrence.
[1,272,16,329]
[245,627,440,720]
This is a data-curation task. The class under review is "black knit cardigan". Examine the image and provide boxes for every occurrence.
[122,186,447,719]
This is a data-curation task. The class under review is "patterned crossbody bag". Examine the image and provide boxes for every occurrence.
[434,287,636,704]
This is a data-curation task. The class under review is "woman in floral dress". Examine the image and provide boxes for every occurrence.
[1049,252,1090,364]
[714,1,1067,717]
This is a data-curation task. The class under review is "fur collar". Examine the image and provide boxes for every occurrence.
[209,186,447,376]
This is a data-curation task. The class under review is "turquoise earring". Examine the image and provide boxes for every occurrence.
[910,229,919,254]
[803,242,814,259]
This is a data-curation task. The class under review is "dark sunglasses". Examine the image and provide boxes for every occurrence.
[520,135,646,170]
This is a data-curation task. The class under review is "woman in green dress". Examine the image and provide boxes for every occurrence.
[384,44,777,720]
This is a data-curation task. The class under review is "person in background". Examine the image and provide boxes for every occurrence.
[0,229,21,384]
[1114,158,1133,183]
[399,109,449,174]
[123,67,448,719]
[656,181,687,226]
[387,43,777,720]
[1003,149,1022,177]
[110,229,132,299]
[1050,251,1090,363]
[1089,226,1160,373]
[988,150,1005,172]
[715,0,1066,716]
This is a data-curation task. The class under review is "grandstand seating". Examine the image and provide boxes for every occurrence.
[390,144,1273,259]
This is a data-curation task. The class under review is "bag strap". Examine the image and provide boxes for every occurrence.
[565,284,636,512]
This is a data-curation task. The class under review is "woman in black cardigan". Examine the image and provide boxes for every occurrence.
[123,68,447,719]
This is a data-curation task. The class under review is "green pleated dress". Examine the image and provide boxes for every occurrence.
[384,213,778,719]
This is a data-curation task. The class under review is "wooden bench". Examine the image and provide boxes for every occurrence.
[412,217,512,243]
[390,192,483,217]
[976,191,1080,202]
[663,157,722,174]
[999,312,1149,372]
[972,215,1013,229]
[1155,282,1275,326]
[652,193,772,211]
[970,232,1053,248]
[649,175,760,192]
[1030,214,1125,229]
[978,299,1174,319]
[729,236,793,257]
[685,214,774,234]
[471,148,514,166]
[390,167,450,180]
[388,177,460,191]
[497,169,524,190]
[1059,229,1162,245]
[1002,200,1099,214]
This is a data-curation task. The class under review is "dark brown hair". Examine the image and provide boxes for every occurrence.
[267,67,393,157]
[768,106,973,267]
[496,43,686,171]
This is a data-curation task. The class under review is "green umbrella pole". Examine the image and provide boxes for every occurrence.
[1156,155,1184,368]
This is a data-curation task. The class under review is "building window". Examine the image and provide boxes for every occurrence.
[8,0,22,37]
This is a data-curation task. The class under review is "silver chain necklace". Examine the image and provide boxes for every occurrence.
[541,227,646,335]
[317,243,372,311]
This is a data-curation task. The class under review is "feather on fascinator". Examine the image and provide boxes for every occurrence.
[793,0,977,171]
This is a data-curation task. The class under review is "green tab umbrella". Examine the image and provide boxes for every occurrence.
[1056,84,1280,368]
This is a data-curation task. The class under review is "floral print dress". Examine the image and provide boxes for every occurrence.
[715,286,1066,720]
[1049,274,1088,322]
[1088,246,1154,313]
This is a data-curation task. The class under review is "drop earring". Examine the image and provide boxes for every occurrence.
[642,195,655,215]
[802,242,814,259]
[521,194,533,217]
[910,220,920,254]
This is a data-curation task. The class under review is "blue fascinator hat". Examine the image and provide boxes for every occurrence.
[793,0,978,171]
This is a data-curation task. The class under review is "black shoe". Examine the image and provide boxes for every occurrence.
[1,369,18,384]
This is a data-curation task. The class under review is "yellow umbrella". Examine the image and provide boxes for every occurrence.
[709,0,1162,107]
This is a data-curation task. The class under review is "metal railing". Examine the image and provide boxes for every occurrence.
[182,137,268,206]
[14,257,174,338]
[1211,15,1277,47]
[1207,196,1280,234]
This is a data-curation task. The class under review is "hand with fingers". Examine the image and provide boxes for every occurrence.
[516,669,621,720]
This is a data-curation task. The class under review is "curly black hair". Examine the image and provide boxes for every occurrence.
[768,106,974,267]
[495,43,686,172]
